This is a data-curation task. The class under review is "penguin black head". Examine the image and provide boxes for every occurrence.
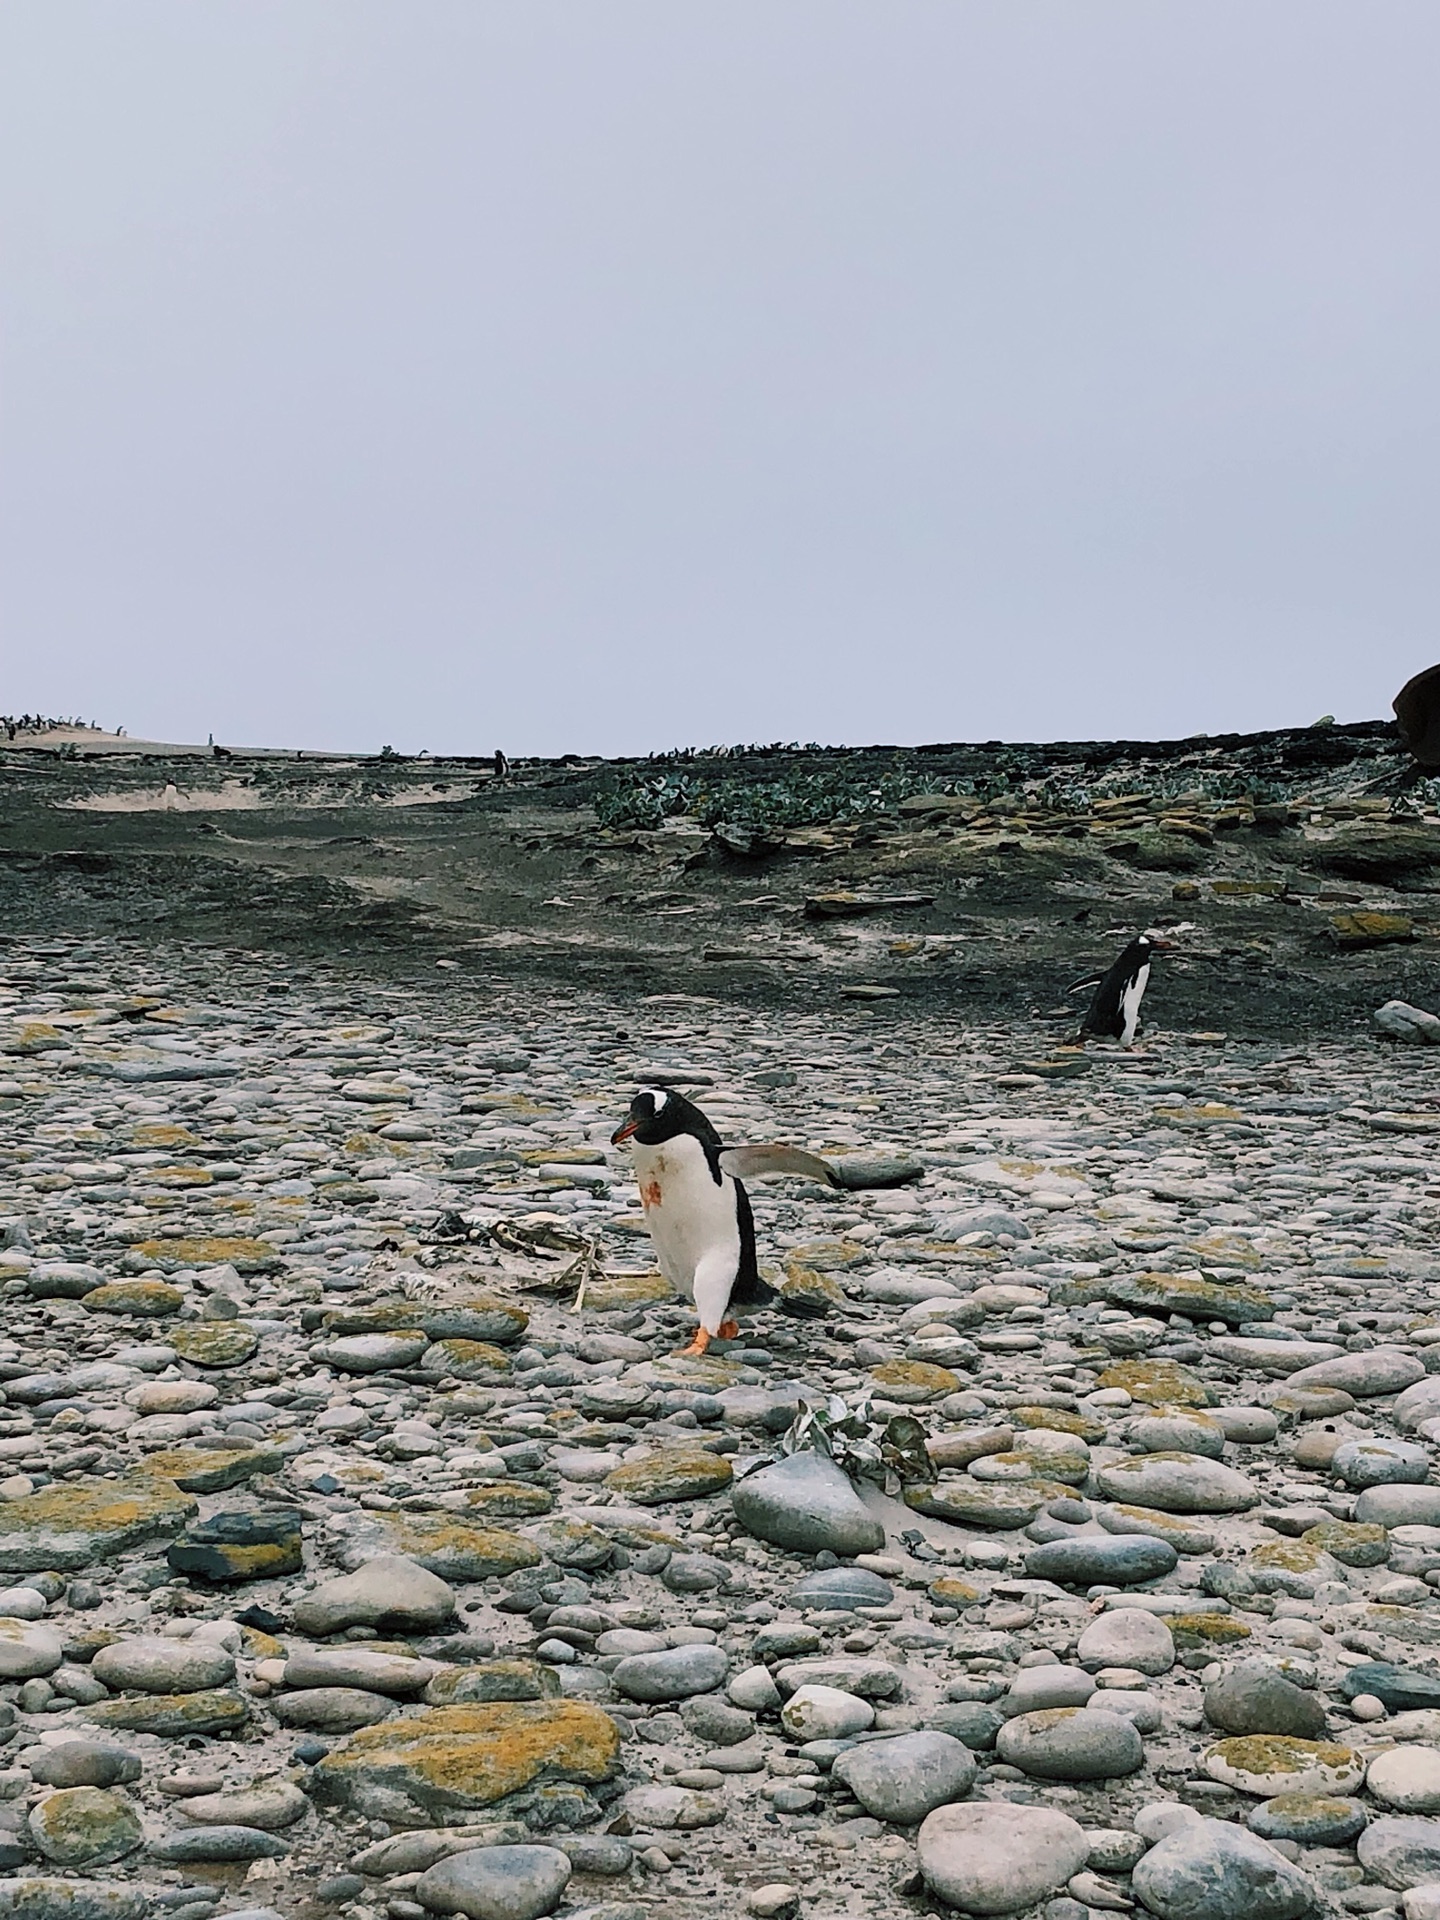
[610,1087,719,1148]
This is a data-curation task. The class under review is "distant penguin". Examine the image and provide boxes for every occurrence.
[611,1087,839,1355]
[1069,931,1173,1047]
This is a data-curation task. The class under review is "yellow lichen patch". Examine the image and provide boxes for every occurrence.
[141,1445,284,1493]
[779,1266,846,1314]
[646,1354,749,1391]
[10,1023,68,1053]
[345,1513,542,1582]
[131,1124,202,1149]
[998,1159,1088,1183]
[86,1689,251,1736]
[1102,1506,1217,1551]
[1176,1234,1262,1271]
[130,1236,280,1270]
[455,1485,554,1521]
[1010,1406,1108,1444]
[322,1296,528,1346]
[424,1661,560,1706]
[313,1700,620,1812]
[1329,912,1414,949]
[28,1786,143,1867]
[1170,1613,1252,1648]
[1098,1359,1211,1407]
[145,1166,214,1188]
[290,1452,389,1491]
[1154,1105,1244,1127]
[584,1271,672,1310]
[82,1280,185,1317]
[460,1094,557,1117]
[784,1240,869,1272]
[0,1475,198,1573]
[1302,1521,1388,1568]
[1250,1540,1331,1575]
[868,1360,961,1403]
[423,1339,512,1381]
[1203,1735,1365,1798]
[928,1576,984,1608]
[1010,1433,1090,1484]
[605,1449,734,1505]
[1062,1270,1274,1324]
[241,1628,287,1661]
[169,1324,260,1368]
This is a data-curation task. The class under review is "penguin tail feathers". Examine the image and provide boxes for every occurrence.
[730,1268,779,1310]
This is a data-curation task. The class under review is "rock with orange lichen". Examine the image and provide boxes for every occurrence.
[311,1700,621,1822]
[0,1475,197,1573]
[328,1514,542,1583]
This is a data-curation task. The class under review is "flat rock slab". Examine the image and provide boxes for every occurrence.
[1025,1535,1178,1586]
[604,1449,733,1505]
[1341,1664,1440,1713]
[141,1445,284,1494]
[311,1701,620,1821]
[0,1476,197,1573]
[85,1688,251,1737]
[1060,1272,1275,1325]
[1284,1347,1426,1397]
[329,1515,540,1584]
[316,1296,530,1346]
[1095,1453,1258,1514]
[904,1480,1059,1531]
[1203,1735,1365,1798]
[1209,1338,1345,1374]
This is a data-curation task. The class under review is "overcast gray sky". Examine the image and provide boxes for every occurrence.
[4,4,1439,756]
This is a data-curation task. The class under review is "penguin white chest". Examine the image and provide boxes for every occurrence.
[631,1135,740,1300]
[1119,961,1150,1045]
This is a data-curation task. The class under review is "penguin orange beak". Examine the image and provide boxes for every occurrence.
[611,1118,639,1144]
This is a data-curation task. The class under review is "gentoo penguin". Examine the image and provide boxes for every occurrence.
[611,1087,839,1356]
[1069,931,1174,1047]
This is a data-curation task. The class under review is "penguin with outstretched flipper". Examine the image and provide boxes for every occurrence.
[611,1087,839,1355]
[1069,932,1173,1047]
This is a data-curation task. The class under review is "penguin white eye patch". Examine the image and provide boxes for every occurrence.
[639,1087,669,1112]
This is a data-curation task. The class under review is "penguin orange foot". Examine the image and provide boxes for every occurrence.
[677,1327,712,1357]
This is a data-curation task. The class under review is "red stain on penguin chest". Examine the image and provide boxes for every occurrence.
[640,1151,666,1211]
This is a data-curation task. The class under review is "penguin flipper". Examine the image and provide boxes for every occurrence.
[1066,972,1104,995]
[718,1144,840,1187]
